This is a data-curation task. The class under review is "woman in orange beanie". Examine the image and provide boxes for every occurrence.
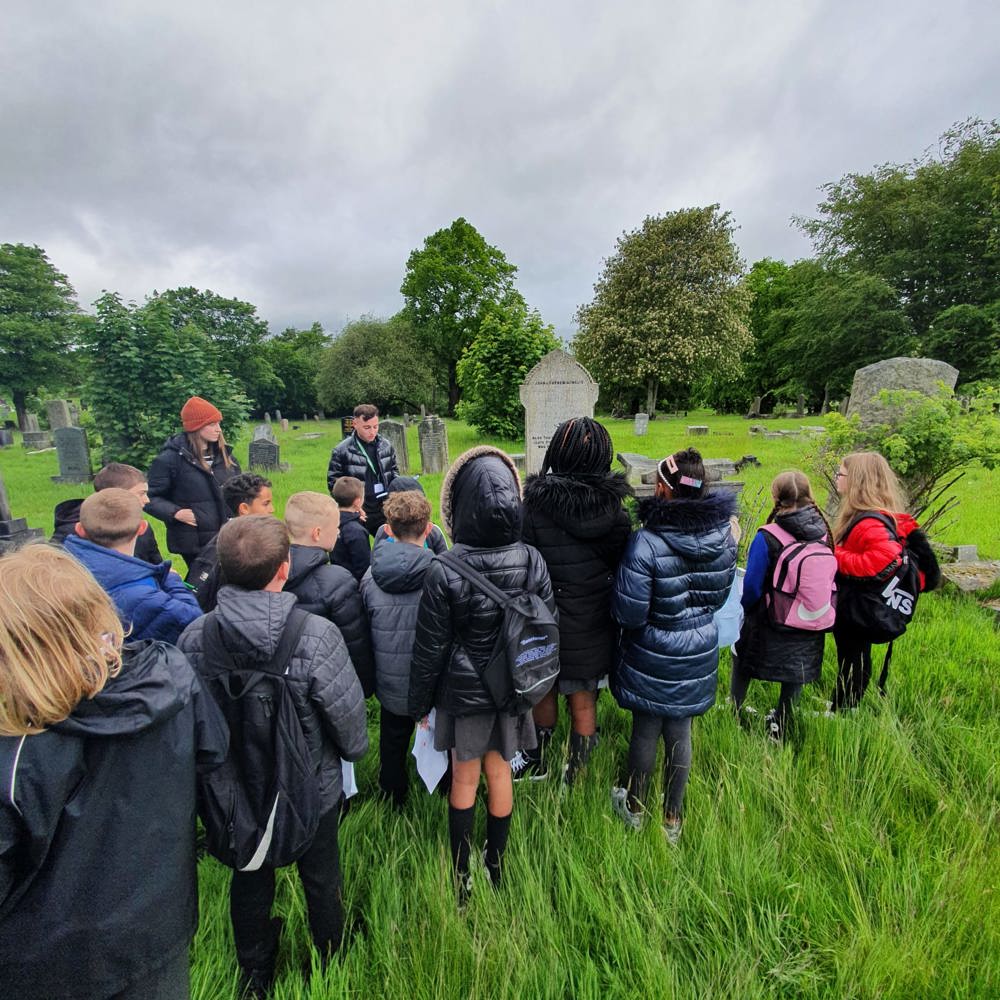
[146,396,241,566]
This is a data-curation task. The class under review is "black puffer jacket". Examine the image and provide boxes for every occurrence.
[53,497,163,564]
[178,586,368,812]
[147,433,241,558]
[522,472,632,682]
[0,641,228,1000]
[326,433,398,493]
[285,543,376,698]
[735,506,829,685]
[409,447,555,718]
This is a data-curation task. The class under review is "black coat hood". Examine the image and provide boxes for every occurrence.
[441,446,523,547]
[370,538,434,594]
[638,489,738,533]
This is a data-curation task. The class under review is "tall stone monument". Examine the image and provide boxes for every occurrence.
[51,427,94,484]
[418,415,449,475]
[519,349,599,476]
[380,419,409,474]
[846,357,959,426]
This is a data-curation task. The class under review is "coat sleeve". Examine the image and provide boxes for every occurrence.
[612,531,655,629]
[129,574,203,645]
[326,446,345,493]
[741,531,770,609]
[382,439,399,483]
[346,530,372,582]
[146,450,181,523]
[408,561,453,718]
[836,516,902,579]
[525,544,557,618]
[324,569,376,698]
[306,622,369,763]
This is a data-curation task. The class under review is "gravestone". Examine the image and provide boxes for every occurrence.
[0,429,13,447]
[687,425,709,436]
[846,357,959,427]
[703,458,737,482]
[51,427,93,484]
[22,430,52,449]
[418,415,449,475]
[275,408,282,422]
[280,418,289,432]
[264,412,272,424]
[248,425,280,471]
[340,416,354,438]
[420,404,427,419]
[380,419,409,474]
[634,412,649,436]
[69,402,80,424]
[617,452,659,484]
[25,413,39,432]
[838,399,849,416]
[796,394,806,418]
[0,470,45,554]
[746,396,762,418]
[519,349,599,476]
[46,399,73,430]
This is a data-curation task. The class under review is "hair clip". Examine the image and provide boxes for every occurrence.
[679,475,703,488]
[664,454,679,474]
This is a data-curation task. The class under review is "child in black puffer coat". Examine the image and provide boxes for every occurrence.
[519,417,632,785]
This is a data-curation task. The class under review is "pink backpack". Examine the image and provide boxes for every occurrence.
[760,523,837,631]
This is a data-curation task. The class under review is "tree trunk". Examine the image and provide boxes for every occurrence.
[13,390,27,431]
[447,364,460,417]
[820,382,830,415]
[645,378,658,417]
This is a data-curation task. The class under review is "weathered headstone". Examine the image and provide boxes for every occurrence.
[510,453,526,475]
[846,357,959,427]
[264,412,272,424]
[51,427,93,484]
[380,419,409,474]
[687,425,709,436]
[340,416,354,438]
[703,458,737,482]
[838,399,849,416]
[617,452,659,484]
[248,425,280,471]
[519,349,599,476]
[275,408,282,422]
[280,418,289,433]
[46,399,73,430]
[746,396,762,418]
[634,412,649,436]
[0,470,45,554]
[0,429,13,447]
[25,413,40,432]
[418,415,449,475]
[420,404,427,419]
[22,430,52,449]
[796,394,806,418]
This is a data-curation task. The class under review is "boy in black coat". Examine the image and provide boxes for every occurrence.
[330,476,372,582]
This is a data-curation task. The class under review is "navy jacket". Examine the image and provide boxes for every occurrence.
[612,491,737,718]
[331,510,372,582]
[64,535,202,644]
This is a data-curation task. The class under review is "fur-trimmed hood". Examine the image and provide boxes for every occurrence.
[440,445,522,546]
[522,472,632,539]
[637,489,738,532]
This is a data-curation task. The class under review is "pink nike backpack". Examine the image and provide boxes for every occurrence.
[759,523,837,631]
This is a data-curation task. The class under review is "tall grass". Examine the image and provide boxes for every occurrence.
[2,412,998,997]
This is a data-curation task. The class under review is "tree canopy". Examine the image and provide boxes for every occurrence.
[0,243,79,428]
[573,205,751,414]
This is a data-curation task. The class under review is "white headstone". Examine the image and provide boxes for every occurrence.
[519,349,599,476]
[634,412,649,436]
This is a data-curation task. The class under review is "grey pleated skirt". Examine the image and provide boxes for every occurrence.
[434,708,537,762]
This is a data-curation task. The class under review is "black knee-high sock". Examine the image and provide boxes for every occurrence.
[448,804,475,876]
[483,810,512,887]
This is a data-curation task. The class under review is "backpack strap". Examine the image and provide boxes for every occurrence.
[845,511,900,542]
[438,550,512,608]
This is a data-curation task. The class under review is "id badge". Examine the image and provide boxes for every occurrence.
[373,482,387,497]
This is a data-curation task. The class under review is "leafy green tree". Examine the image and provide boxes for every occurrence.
[0,243,79,428]
[83,293,250,467]
[315,314,436,416]
[401,218,518,415]
[257,323,329,416]
[921,302,1000,385]
[456,300,560,438]
[799,118,1000,339]
[573,205,751,415]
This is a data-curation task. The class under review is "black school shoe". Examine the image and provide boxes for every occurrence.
[510,747,548,782]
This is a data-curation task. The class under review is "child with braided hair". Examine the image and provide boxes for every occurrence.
[518,417,632,784]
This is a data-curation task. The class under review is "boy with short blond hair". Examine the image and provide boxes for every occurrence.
[64,489,201,644]
[284,491,374,698]
[330,476,372,582]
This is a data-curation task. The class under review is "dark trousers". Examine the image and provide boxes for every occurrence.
[832,626,874,711]
[625,713,692,819]
[730,654,803,731]
[108,949,189,1000]
[379,705,415,805]
[230,807,343,969]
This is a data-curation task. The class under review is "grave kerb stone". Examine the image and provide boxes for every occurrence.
[687,425,709,436]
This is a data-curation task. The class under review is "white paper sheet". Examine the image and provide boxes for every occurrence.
[411,709,449,793]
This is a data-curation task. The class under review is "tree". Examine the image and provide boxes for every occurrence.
[83,293,250,467]
[799,118,1000,339]
[921,302,1000,386]
[573,206,751,415]
[315,314,436,416]
[401,218,518,414]
[0,243,79,428]
[456,300,560,438]
[257,323,330,416]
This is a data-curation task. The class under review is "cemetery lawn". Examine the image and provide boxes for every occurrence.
[3,412,999,999]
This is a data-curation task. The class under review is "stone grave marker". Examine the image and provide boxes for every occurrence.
[264,412,272,424]
[248,425,280,471]
[634,412,649,436]
[25,413,39,432]
[379,419,409,474]
[796,393,806,418]
[746,396,762,418]
[340,416,354,438]
[838,399,849,415]
[0,469,45,554]
[617,452,659,484]
[519,349,599,476]
[687,425,709,436]
[51,427,93,484]
[0,429,13,447]
[46,399,73,430]
[275,409,282,422]
[846,357,959,426]
[703,458,737,482]
[22,430,52,449]
[418,415,449,475]
[280,418,289,432]
[69,402,80,424]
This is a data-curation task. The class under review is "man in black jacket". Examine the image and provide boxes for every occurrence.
[326,403,398,535]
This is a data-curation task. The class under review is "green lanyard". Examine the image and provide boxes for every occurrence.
[353,434,381,478]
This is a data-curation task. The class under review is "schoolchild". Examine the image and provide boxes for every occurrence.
[185,472,273,611]
[518,417,632,784]
[360,489,436,807]
[52,461,163,564]
[178,515,367,996]
[372,477,448,555]
[330,476,372,582]
[731,470,834,740]
[829,451,937,711]
[64,488,201,644]
[284,490,376,697]
[611,448,737,842]
[147,395,241,567]
[409,447,556,903]
[0,545,228,1000]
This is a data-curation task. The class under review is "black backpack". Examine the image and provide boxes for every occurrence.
[439,551,559,715]
[196,608,320,871]
[838,512,925,645]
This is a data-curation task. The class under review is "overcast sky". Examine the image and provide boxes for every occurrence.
[3,0,997,341]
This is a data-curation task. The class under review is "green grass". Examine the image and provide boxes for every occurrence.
[2,412,999,998]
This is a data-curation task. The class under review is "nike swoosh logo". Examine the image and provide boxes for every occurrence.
[796,604,831,622]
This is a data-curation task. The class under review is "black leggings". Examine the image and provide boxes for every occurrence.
[625,713,692,820]
[730,654,802,730]
[832,627,874,711]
